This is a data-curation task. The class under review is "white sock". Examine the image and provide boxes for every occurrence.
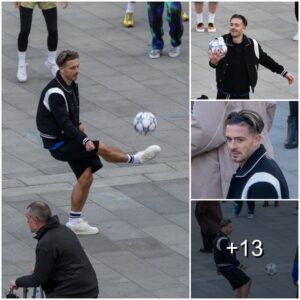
[18,51,26,66]
[208,12,216,24]
[126,2,134,13]
[196,13,204,24]
[69,211,82,225]
[127,154,141,164]
[47,51,56,64]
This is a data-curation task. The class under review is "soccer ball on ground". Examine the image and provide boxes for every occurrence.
[133,112,157,135]
[208,37,228,55]
[265,263,277,275]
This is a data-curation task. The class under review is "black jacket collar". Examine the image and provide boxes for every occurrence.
[55,72,76,94]
[224,33,251,47]
[235,144,267,178]
[35,215,60,240]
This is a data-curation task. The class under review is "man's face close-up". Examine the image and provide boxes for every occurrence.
[61,58,80,82]
[225,124,261,167]
[230,18,245,39]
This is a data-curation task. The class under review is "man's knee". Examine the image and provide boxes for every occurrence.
[78,168,93,187]
[98,143,110,156]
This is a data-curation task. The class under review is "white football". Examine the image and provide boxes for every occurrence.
[208,37,228,55]
[133,112,157,135]
[265,263,277,275]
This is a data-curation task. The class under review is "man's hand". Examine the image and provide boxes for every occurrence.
[240,264,247,270]
[14,2,21,8]
[79,123,86,133]
[61,2,68,8]
[285,73,294,85]
[85,140,95,152]
[209,50,225,65]
[10,279,17,289]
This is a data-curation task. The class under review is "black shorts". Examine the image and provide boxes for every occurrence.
[50,139,103,179]
[219,266,250,290]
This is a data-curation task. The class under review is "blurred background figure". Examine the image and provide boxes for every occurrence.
[194,2,218,32]
[123,2,188,28]
[195,201,223,253]
[15,1,68,82]
[285,102,298,149]
[293,2,298,40]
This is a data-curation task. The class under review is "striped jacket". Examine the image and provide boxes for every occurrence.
[36,72,89,149]
[227,144,289,199]
[213,231,240,268]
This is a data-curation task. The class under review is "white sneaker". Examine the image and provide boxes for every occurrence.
[247,214,254,219]
[44,60,59,77]
[149,49,162,59]
[66,218,99,235]
[17,63,28,82]
[293,32,298,41]
[135,145,161,163]
[168,46,181,58]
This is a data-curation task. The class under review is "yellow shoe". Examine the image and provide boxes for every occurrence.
[123,12,134,27]
[181,11,189,22]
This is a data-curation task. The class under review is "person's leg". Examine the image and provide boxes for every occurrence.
[233,201,242,216]
[66,166,99,235]
[70,167,93,213]
[42,7,59,76]
[240,280,251,298]
[148,2,164,57]
[235,288,242,298]
[17,6,33,82]
[293,2,298,40]
[166,1,183,57]
[208,2,218,32]
[42,7,58,51]
[247,201,255,218]
[18,6,34,52]
[195,2,204,32]
[285,101,298,148]
[124,2,135,27]
[200,231,213,252]
[97,142,160,164]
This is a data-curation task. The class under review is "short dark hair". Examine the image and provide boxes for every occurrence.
[230,14,248,27]
[220,219,232,228]
[27,201,52,222]
[225,110,264,135]
[56,50,79,67]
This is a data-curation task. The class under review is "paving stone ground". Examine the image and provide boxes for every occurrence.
[191,200,298,298]
[191,2,298,99]
[2,2,189,297]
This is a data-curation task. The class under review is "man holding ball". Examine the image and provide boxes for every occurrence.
[209,14,294,99]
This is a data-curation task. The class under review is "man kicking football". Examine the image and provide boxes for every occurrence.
[36,50,161,235]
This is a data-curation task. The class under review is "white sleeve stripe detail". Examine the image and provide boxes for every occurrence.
[216,237,227,251]
[252,38,260,60]
[241,172,281,199]
[43,88,69,112]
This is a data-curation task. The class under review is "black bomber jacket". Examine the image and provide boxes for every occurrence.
[36,72,89,149]
[209,33,288,92]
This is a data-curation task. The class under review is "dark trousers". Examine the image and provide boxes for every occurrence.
[217,91,250,99]
[289,101,298,120]
[147,2,183,49]
[18,6,58,51]
[201,231,217,250]
[233,201,255,215]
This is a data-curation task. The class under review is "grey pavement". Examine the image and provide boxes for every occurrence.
[2,2,189,298]
[191,2,298,99]
[191,200,298,298]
